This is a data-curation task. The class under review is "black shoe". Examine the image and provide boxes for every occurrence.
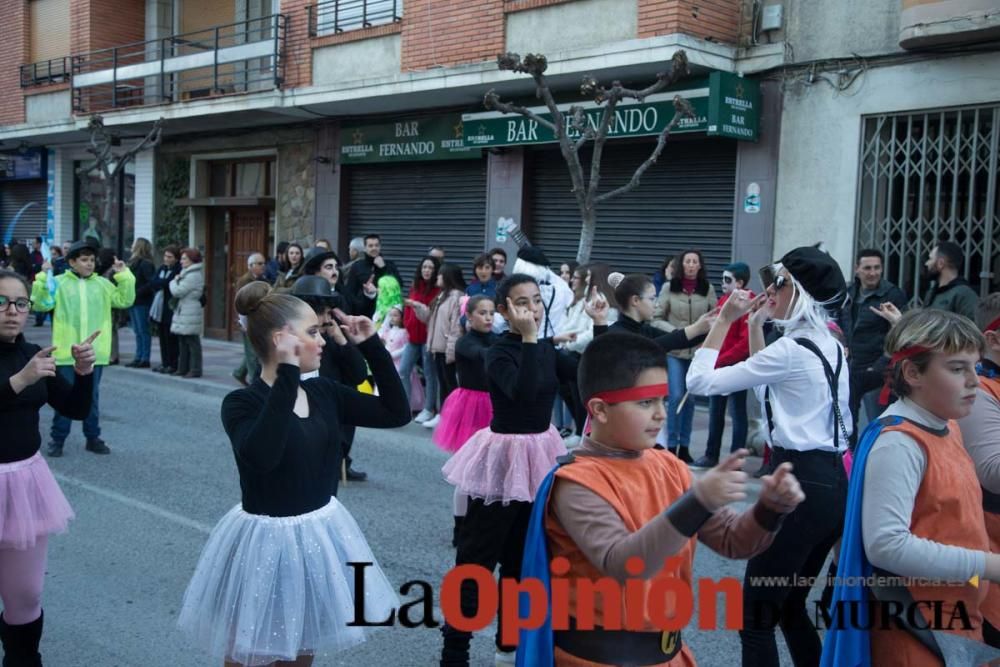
[108,359,120,366]
[690,456,718,469]
[153,365,165,373]
[46,441,64,457]
[162,366,175,375]
[670,446,694,464]
[345,466,367,482]
[0,610,43,666]
[125,360,140,368]
[135,360,151,368]
[85,438,111,455]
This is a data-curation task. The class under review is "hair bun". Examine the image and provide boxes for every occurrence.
[234,281,271,316]
[607,272,625,289]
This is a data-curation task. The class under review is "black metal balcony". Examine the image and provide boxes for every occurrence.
[71,14,287,114]
[307,0,401,37]
[20,56,73,87]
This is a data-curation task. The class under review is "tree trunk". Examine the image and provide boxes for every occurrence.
[576,205,597,263]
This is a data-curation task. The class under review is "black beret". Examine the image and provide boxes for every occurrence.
[780,246,847,308]
[66,238,100,260]
[516,245,550,267]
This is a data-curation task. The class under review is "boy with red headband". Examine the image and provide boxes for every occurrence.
[517,332,804,667]
[958,293,1000,647]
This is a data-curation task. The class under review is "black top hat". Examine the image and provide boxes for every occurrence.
[291,275,338,301]
[780,246,847,308]
[66,238,100,261]
[516,245,550,267]
[303,247,340,275]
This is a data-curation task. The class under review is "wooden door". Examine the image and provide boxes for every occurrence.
[226,208,269,340]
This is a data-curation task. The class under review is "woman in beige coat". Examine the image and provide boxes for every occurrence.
[168,248,206,378]
[406,263,466,429]
[653,249,716,462]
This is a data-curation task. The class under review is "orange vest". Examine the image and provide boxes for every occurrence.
[978,375,1000,629]
[869,419,990,667]
[544,450,698,667]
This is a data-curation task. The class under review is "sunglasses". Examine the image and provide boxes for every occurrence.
[758,266,790,292]
[0,296,33,313]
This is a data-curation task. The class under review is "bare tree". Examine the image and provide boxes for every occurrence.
[485,51,693,263]
[77,115,163,250]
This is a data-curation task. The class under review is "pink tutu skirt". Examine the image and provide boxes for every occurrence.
[0,452,74,550]
[441,425,566,504]
[433,388,493,453]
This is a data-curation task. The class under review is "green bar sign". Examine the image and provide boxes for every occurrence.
[707,71,760,141]
[463,92,708,148]
[341,115,481,164]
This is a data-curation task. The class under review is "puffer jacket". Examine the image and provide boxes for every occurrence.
[422,289,464,362]
[169,262,205,336]
[653,283,716,359]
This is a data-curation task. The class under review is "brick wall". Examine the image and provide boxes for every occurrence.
[638,0,740,43]
[0,3,29,125]
[88,0,144,52]
[400,0,505,72]
[281,0,313,90]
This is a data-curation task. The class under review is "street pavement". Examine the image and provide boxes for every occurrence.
[21,323,806,666]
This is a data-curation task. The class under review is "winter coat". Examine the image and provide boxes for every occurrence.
[30,267,135,366]
[653,283,717,359]
[416,289,464,362]
[130,258,157,307]
[403,283,440,345]
[169,262,205,336]
[846,278,908,370]
[923,278,978,321]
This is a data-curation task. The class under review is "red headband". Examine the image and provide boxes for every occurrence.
[588,383,669,411]
[986,314,1000,334]
[879,345,932,406]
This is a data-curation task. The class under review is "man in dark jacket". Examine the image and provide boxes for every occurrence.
[341,234,401,317]
[846,248,908,428]
[923,240,979,320]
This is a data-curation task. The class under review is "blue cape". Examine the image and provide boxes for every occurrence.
[819,416,900,667]
[515,464,561,667]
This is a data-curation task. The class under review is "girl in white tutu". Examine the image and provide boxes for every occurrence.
[178,281,410,666]
[0,269,98,665]
[440,275,608,666]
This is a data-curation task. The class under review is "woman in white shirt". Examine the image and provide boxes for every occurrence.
[686,246,851,667]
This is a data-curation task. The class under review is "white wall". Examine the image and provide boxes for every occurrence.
[505,0,637,56]
[134,149,156,243]
[312,34,401,86]
[773,51,1000,271]
[52,149,76,244]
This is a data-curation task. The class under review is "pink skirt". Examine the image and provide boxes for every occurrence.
[441,425,566,504]
[433,388,493,453]
[0,452,74,550]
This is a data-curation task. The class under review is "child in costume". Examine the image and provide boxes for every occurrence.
[440,275,605,666]
[373,274,403,331]
[517,331,804,667]
[823,308,1000,667]
[178,282,410,666]
[958,293,1000,647]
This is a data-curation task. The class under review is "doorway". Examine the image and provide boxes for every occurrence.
[205,207,270,340]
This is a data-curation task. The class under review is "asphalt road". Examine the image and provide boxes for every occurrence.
[28,347,802,666]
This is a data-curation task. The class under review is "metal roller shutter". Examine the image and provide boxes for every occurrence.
[346,159,488,284]
[0,181,48,244]
[526,139,737,278]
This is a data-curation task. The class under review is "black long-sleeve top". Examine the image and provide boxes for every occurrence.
[1,335,93,463]
[608,314,704,352]
[487,330,606,434]
[220,336,410,517]
[149,263,181,314]
[130,258,157,306]
[318,336,369,386]
[455,330,495,392]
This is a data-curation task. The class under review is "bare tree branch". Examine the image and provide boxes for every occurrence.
[595,96,693,204]
[484,90,557,133]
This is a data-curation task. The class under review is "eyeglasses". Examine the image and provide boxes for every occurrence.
[0,296,33,313]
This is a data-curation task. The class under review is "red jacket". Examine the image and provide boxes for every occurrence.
[715,291,755,368]
[404,283,440,345]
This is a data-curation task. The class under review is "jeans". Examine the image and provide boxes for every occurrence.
[667,356,694,447]
[740,447,848,667]
[51,365,103,443]
[128,304,151,362]
[703,390,748,461]
[177,335,202,374]
[399,343,437,412]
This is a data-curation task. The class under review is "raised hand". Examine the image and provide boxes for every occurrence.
[869,302,902,325]
[759,462,805,514]
[552,332,578,345]
[373,256,386,269]
[274,326,302,367]
[14,346,58,389]
[720,290,754,323]
[71,330,100,375]
[506,298,538,339]
[694,306,720,333]
[691,450,749,511]
[584,287,609,325]
[112,257,126,273]
[748,293,771,328]
[333,308,376,344]
[362,274,378,299]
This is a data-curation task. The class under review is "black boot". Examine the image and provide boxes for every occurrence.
[676,446,694,464]
[0,611,43,667]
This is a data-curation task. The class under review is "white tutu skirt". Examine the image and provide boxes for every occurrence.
[178,497,398,666]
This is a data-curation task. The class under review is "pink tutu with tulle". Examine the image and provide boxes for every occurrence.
[433,388,493,453]
[441,425,566,504]
[0,452,74,550]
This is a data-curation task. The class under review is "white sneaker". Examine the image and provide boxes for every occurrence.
[563,434,581,448]
[414,409,434,424]
[495,649,516,666]
[423,414,441,429]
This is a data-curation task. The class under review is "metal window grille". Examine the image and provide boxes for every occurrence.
[856,105,1000,302]
[308,0,401,37]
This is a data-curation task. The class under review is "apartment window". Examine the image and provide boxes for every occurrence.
[208,159,275,197]
[311,0,402,37]
[856,105,1000,301]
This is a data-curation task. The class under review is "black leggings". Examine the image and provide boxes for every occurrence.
[740,447,848,667]
[434,352,458,410]
[440,498,532,666]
